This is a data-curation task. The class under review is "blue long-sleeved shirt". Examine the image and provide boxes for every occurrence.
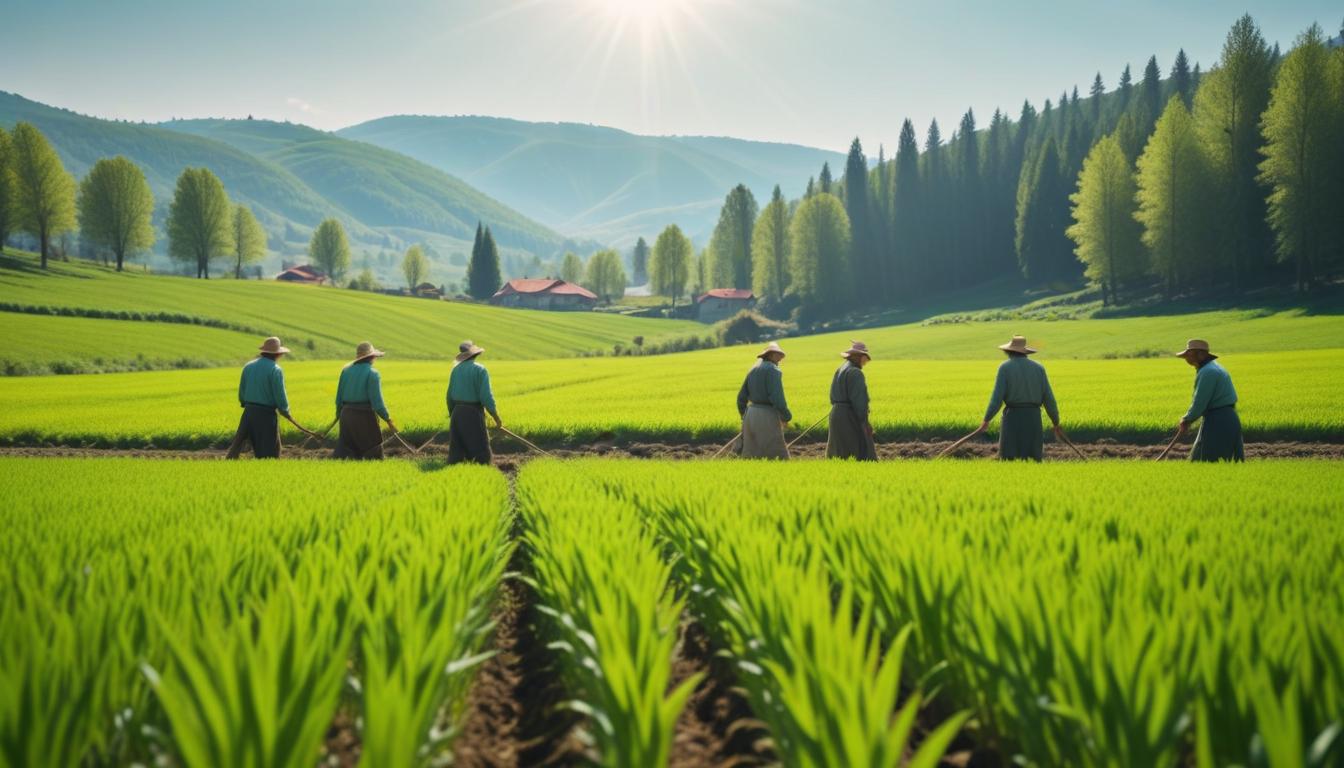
[335,361,389,421]
[238,356,290,416]
[1182,360,1237,423]
[984,356,1059,424]
[447,359,498,420]
[736,360,792,422]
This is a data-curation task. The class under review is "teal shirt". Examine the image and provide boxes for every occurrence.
[238,356,290,415]
[335,361,389,421]
[447,359,498,419]
[984,356,1059,424]
[736,360,792,422]
[1183,360,1237,423]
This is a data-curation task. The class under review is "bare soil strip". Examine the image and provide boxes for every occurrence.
[668,619,775,768]
[6,440,1341,462]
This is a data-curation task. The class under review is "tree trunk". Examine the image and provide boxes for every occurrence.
[115,247,125,272]
[39,224,48,269]
[236,255,243,280]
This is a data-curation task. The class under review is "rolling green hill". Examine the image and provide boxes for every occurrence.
[0,92,577,261]
[0,252,706,373]
[337,115,846,248]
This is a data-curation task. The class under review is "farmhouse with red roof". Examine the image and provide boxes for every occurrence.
[695,288,756,322]
[275,264,326,285]
[490,278,598,311]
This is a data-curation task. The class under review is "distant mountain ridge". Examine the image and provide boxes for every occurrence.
[338,115,846,247]
[0,91,582,264]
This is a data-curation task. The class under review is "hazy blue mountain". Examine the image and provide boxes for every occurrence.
[338,115,845,247]
[0,92,578,263]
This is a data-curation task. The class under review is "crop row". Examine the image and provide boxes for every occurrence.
[0,458,510,768]
[518,459,1344,768]
[0,350,1339,447]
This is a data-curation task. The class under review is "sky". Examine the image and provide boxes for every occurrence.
[5,0,1340,152]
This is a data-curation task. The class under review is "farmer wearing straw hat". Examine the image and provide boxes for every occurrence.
[446,340,501,465]
[826,341,877,461]
[1175,339,1243,462]
[229,336,293,459]
[333,342,396,460]
[735,341,793,459]
[981,336,1062,462]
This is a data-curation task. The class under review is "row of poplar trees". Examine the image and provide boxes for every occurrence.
[686,15,1343,320]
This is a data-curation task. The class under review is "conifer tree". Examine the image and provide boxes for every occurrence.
[467,222,502,299]
[1089,73,1105,126]
[1118,64,1134,112]
[1139,55,1163,134]
[841,138,874,301]
[1258,24,1344,289]
[1068,134,1144,304]
[630,236,649,285]
[751,185,791,304]
[1170,49,1193,106]
[707,184,757,289]
[920,120,949,290]
[1015,138,1074,283]
[891,119,921,299]
[818,162,833,194]
[953,109,981,286]
[1193,13,1276,292]
[1136,97,1212,297]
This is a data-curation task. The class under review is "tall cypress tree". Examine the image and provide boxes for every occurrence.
[1015,138,1075,283]
[818,162,833,194]
[707,184,758,289]
[891,119,921,300]
[920,120,950,290]
[985,109,1017,274]
[953,109,981,285]
[631,236,649,285]
[1089,73,1106,128]
[1118,64,1134,113]
[467,221,502,299]
[1139,55,1163,135]
[1170,49,1193,106]
[842,138,874,302]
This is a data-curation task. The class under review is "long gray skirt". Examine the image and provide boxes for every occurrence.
[999,406,1043,462]
[740,404,789,459]
[448,404,492,465]
[1190,406,1244,462]
[334,405,384,460]
[826,404,876,461]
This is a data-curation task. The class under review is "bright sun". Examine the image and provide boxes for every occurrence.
[594,0,689,23]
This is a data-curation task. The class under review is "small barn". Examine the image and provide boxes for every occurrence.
[276,265,326,285]
[696,288,756,323]
[491,279,598,311]
[413,282,443,299]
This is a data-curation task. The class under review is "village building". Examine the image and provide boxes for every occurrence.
[413,282,443,299]
[490,278,598,311]
[696,288,756,322]
[275,264,326,285]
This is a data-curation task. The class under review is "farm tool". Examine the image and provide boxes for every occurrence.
[712,432,742,458]
[786,413,829,449]
[936,424,987,459]
[378,429,418,454]
[299,417,339,450]
[1055,428,1087,460]
[499,426,554,457]
[415,430,444,453]
[1155,429,1183,461]
[283,414,321,442]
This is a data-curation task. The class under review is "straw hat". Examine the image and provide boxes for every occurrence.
[757,341,786,360]
[998,335,1037,355]
[353,341,385,362]
[258,336,290,355]
[1176,339,1217,360]
[455,340,485,363]
[841,340,871,360]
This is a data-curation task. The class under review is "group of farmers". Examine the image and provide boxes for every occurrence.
[227,332,1244,464]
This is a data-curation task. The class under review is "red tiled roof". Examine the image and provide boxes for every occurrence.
[277,264,325,282]
[696,288,755,303]
[493,279,597,300]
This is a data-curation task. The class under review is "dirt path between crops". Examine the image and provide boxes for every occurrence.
[5,439,1342,462]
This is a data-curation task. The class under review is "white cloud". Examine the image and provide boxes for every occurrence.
[286,96,321,114]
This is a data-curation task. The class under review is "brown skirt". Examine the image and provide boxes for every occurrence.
[334,404,383,460]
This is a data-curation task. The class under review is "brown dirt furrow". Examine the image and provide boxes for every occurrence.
[668,618,774,768]
[5,440,1342,462]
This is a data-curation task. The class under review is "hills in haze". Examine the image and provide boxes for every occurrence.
[338,116,845,248]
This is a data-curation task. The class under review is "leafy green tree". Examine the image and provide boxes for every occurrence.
[402,244,430,289]
[0,127,13,254]
[583,248,626,303]
[708,184,758,289]
[1136,97,1212,297]
[9,122,76,269]
[631,236,649,285]
[890,119,921,299]
[308,218,351,283]
[650,224,692,309]
[231,204,267,279]
[560,251,584,283]
[1258,24,1344,290]
[467,223,502,299]
[76,156,155,272]
[1169,49,1193,106]
[1193,13,1275,292]
[1067,134,1145,304]
[167,167,232,279]
[751,185,791,303]
[788,192,851,314]
[1015,138,1074,283]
